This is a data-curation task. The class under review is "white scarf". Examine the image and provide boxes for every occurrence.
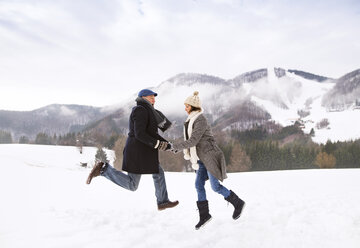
[183,109,204,170]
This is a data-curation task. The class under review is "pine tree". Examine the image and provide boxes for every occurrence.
[323,140,336,154]
[19,136,30,144]
[95,146,109,163]
[310,128,315,137]
[35,132,52,145]
[0,130,13,144]
[104,133,120,149]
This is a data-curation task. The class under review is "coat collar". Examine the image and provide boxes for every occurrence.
[185,109,204,122]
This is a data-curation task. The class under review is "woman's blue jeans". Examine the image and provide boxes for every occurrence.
[101,163,169,205]
[195,161,230,201]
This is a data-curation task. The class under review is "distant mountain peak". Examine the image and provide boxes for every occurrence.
[322,68,360,110]
[337,68,360,86]
[163,73,227,86]
[287,69,331,82]
[274,67,286,78]
[332,68,360,96]
[229,68,268,86]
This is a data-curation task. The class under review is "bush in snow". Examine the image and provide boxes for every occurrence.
[316,118,330,129]
[315,152,336,169]
[95,146,109,164]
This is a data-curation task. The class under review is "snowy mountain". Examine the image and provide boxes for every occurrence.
[287,69,331,82]
[1,68,360,143]
[0,104,111,140]
[162,73,228,86]
[322,69,360,110]
[80,66,360,144]
[81,108,127,140]
[228,68,268,86]
[150,67,360,143]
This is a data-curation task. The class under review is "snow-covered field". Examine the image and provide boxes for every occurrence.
[1,144,359,248]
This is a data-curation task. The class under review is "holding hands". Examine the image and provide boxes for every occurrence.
[157,141,179,153]
[168,142,179,154]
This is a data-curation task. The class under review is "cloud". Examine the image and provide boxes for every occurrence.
[0,0,359,110]
[60,106,76,116]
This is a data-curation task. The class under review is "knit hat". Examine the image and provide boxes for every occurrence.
[184,91,201,108]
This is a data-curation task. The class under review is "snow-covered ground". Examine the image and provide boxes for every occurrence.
[1,144,360,248]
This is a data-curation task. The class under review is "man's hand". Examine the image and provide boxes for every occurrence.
[158,141,169,151]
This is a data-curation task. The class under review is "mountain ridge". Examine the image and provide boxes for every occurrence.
[1,67,359,144]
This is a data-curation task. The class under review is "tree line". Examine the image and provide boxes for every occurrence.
[0,130,119,149]
[2,124,360,173]
[109,123,360,173]
[0,130,13,144]
[219,125,360,172]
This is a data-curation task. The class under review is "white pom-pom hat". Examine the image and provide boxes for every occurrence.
[184,91,201,108]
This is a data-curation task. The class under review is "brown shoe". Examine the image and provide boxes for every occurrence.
[158,200,179,211]
[86,162,104,184]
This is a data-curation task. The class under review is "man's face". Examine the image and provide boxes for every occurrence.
[142,95,156,105]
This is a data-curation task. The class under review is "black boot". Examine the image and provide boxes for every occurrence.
[195,200,212,230]
[225,190,245,220]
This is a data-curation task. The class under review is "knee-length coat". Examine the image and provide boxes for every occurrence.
[173,113,227,182]
[122,101,167,174]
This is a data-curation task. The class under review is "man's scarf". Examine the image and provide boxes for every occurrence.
[135,97,172,132]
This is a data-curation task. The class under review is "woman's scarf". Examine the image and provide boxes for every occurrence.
[183,109,204,170]
[136,97,172,132]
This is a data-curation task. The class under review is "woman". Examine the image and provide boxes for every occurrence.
[172,91,245,230]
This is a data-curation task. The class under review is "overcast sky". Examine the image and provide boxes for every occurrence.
[1,0,359,111]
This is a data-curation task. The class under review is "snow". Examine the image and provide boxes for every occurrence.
[249,70,360,143]
[302,96,360,143]
[60,106,77,116]
[1,144,359,247]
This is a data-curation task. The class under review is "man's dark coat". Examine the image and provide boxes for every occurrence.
[122,101,167,174]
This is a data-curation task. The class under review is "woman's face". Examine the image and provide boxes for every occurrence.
[185,104,192,115]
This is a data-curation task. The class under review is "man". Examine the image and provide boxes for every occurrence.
[86,89,179,211]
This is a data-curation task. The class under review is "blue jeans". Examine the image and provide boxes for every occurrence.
[195,161,230,201]
[101,163,169,205]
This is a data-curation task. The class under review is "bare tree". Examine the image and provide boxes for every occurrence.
[228,142,252,172]
[113,135,127,171]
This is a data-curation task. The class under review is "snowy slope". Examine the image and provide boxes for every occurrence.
[103,68,360,143]
[248,69,333,126]
[248,68,360,143]
[303,95,360,143]
[1,144,360,248]
[128,68,360,143]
